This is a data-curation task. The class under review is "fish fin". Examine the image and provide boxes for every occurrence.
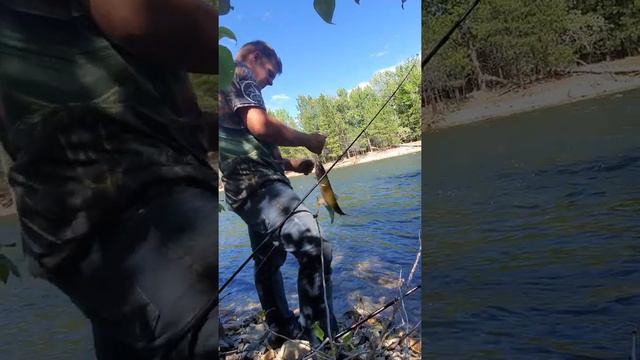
[324,205,335,224]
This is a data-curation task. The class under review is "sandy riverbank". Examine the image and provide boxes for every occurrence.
[217,141,421,191]
[285,141,422,179]
[424,56,640,130]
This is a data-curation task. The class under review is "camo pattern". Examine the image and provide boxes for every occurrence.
[0,2,217,271]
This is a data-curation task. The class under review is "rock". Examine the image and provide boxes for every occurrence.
[383,337,399,348]
[253,323,267,332]
[260,349,276,360]
[226,320,242,331]
[408,338,421,354]
[276,340,311,360]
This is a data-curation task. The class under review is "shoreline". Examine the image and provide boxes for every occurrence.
[424,56,640,131]
[285,141,421,179]
[218,141,421,192]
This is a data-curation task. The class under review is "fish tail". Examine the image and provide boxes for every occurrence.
[334,203,346,215]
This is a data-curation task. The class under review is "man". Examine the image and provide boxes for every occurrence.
[0,0,219,358]
[219,41,338,348]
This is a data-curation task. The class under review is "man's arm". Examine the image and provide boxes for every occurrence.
[83,0,218,74]
[238,107,326,154]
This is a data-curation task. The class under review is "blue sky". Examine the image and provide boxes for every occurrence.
[220,0,421,117]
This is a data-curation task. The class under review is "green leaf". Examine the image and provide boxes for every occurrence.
[219,26,237,43]
[342,331,353,345]
[313,0,336,24]
[219,45,235,91]
[312,321,325,341]
[218,203,225,213]
[219,0,233,15]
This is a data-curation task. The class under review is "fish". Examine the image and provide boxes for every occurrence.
[314,160,346,223]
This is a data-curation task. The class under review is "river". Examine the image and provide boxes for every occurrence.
[219,153,422,327]
[423,89,640,359]
[0,214,93,359]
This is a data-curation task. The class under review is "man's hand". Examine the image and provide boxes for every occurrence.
[305,133,326,155]
[287,159,315,175]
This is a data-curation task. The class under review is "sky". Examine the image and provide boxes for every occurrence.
[220,0,421,117]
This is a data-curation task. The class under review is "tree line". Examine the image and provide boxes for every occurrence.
[271,56,421,163]
[422,0,640,117]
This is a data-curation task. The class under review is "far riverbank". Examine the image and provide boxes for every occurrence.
[286,140,422,179]
[424,56,640,130]
[218,141,421,191]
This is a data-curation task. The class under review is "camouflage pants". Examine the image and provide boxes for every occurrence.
[38,186,219,360]
[234,180,338,341]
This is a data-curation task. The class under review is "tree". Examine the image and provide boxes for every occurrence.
[422,0,640,117]
[295,56,420,162]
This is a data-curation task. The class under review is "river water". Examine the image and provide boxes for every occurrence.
[423,89,640,359]
[219,152,422,326]
[0,215,93,359]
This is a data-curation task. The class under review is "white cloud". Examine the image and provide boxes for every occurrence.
[348,81,370,94]
[370,50,388,57]
[271,94,290,101]
[374,64,398,75]
[262,11,272,21]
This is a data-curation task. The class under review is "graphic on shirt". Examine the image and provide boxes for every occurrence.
[240,79,264,107]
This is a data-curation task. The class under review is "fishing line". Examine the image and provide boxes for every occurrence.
[422,0,481,70]
[192,0,480,347]
[221,0,481,298]
[301,285,422,359]
[208,2,483,349]
[219,58,419,295]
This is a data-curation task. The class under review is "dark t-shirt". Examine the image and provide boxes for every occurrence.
[0,1,217,271]
[218,62,289,210]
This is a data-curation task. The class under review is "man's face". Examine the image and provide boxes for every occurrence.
[249,54,278,90]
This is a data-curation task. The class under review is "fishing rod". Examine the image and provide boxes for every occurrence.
[301,285,421,360]
[218,58,419,295]
[207,1,483,344]
[221,0,482,295]
[173,1,482,350]
[422,0,481,70]
[336,285,420,339]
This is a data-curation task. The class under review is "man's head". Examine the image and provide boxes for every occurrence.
[236,41,282,89]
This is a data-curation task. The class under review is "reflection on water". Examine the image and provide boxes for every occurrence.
[423,89,640,359]
[219,153,422,323]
